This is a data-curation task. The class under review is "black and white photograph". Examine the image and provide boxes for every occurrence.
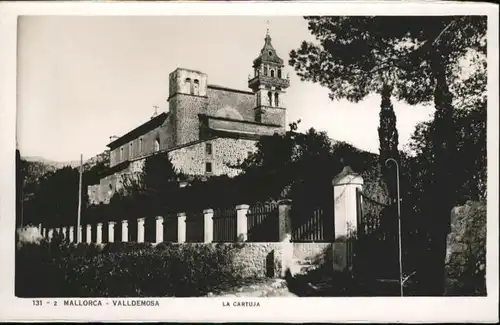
[0,1,498,323]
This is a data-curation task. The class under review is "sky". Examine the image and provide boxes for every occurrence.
[17,15,435,162]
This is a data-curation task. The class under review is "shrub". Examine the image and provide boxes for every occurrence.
[16,242,245,297]
[16,225,43,248]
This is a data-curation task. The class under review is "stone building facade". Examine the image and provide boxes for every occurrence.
[88,31,291,205]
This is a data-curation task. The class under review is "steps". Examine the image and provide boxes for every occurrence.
[288,258,319,277]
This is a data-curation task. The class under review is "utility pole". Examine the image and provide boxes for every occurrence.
[77,154,83,243]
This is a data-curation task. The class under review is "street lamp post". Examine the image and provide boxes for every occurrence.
[385,158,404,297]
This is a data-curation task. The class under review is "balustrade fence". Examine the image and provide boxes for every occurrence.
[40,168,411,276]
[40,197,349,245]
[42,202,286,245]
[35,167,410,277]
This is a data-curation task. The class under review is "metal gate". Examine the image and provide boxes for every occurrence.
[354,188,399,281]
[247,202,279,242]
[291,182,334,242]
[185,211,204,243]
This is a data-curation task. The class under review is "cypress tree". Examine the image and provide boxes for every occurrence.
[378,83,399,204]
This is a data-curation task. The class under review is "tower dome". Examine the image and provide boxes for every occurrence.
[214,106,244,120]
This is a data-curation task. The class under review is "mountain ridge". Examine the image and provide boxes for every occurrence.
[22,156,81,169]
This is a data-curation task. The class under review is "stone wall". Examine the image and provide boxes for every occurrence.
[170,94,208,147]
[87,162,143,205]
[229,243,284,278]
[445,201,486,295]
[168,137,258,177]
[89,137,257,204]
[255,106,286,130]
[207,86,255,122]
[292,242,332,262]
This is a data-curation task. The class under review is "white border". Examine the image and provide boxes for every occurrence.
[0,1,498,323]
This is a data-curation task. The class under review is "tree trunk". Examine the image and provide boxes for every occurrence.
[425,46,456,295]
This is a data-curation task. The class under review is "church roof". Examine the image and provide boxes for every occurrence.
[214,106,244,121]
[253,31,284,67]
[107,112,168,149]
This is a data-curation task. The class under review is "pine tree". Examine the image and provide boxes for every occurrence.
[289,16,486,295]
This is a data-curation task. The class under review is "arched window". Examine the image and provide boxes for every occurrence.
[193,79,200,95]
[185,78,192,94]
[278,69,282,78]
[268,91,273,107]
[264,66,268,76]
[154,139,160,152]
[274,93,279,107]
[270,69,275,78]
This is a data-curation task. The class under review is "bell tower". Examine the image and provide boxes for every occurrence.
[248,30,290,129]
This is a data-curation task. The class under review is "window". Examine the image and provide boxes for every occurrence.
[139,138,143,153]
[278,69,282,78]
[268,91,272,106]
[154,139,160,152]
[185,78,192,94]
[268,50,273,56]
[120,147,124,161]
[247,151,253,157]
[193,79,200,95]
[205,143,212,155]
[270,69,275,78]
[264,66,268,76]
[205,162,212,173]
[255,110,262,122]
[129,142,133,158]
[274,93,279,107]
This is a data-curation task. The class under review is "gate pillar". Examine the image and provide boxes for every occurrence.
[332,166,364,271]
[236,204,249,242]
[137,218,145,243]
[278,200,293,277]
[333,165,364,238]
[177,212,186,243]
[121,220,128,242]
[203,209,214,243]
[155,217,164,244]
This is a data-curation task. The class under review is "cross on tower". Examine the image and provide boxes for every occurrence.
[151,105,159,119]
[265,20,270,35]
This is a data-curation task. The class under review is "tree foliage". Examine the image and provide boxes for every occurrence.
[108,153,181,218]
[408,104,486,204]
[289,15,487,295]
[22,166,80,228]
[289,16,486,104]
